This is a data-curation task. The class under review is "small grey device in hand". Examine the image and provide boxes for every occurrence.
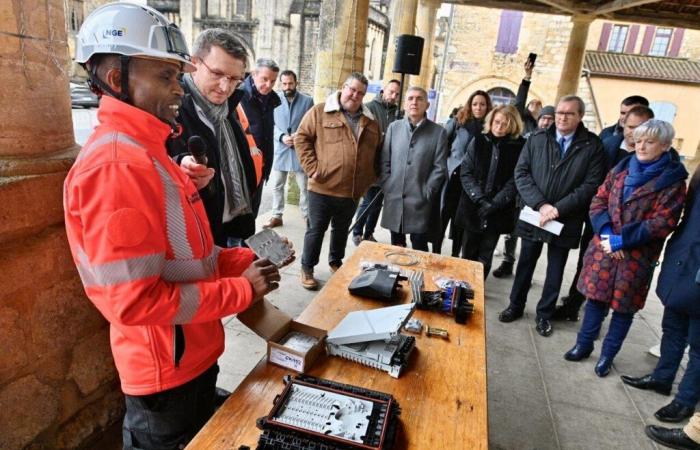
[245,229,293,267]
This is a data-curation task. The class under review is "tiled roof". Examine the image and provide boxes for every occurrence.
[584,50,700,84]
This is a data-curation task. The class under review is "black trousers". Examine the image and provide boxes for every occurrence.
[502,234,518,264]
[563,219,594,311]
[508,239,570,320]
[352,185,383,239]
[390,231,430,251]
[461,229,501,279]
[301,191,357,271]
[438,172,464,257]
[122,364,219,450]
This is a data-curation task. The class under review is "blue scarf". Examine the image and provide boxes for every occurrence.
[623,152,670,201]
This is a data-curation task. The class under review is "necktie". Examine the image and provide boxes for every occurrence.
[558,137,566,157]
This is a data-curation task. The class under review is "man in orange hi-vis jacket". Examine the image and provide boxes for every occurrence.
[65,4,292,449]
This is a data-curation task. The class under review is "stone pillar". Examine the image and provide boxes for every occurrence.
[313,0,370,103]
[0,1,121,449]
[556,15,593,101]
[410,0,439,90]
[382,0,418,84]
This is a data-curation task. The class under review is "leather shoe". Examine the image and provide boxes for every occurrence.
[262,216,283,229]
[595,356,614,377]
[492,262,513,278]
[655,401,695,423]
[564,344,593,361]
[300,269,318,290]
[551,303,580,322]
[620,374,672,396]
[535,318,553,337]
[352,234,362,246]
[498,306,523,323]
[329,261,342,273]
[645,425,700,449]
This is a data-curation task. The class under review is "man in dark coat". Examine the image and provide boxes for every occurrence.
[351,79,400,245]
[168,28,258,247]
[499,95,606,337]
[599,95,649,142]
[240,58,282,216]
[622,165,700,426]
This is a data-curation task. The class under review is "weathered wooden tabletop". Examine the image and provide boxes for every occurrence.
[187,241,487,449]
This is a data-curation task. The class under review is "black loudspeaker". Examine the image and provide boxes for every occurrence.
[393,34,424,75]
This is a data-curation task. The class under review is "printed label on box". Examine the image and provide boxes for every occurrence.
[269,347,304,372]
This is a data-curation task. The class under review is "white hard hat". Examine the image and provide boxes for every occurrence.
[76,2,195,72]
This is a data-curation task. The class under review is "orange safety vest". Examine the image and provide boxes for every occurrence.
[64,96,256,395]
[236,104,264,186]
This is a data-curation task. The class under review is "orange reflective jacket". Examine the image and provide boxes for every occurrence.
[237,104,263,186]
[64,96,256,395]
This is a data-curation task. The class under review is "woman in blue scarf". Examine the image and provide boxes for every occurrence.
[564,120,688,377]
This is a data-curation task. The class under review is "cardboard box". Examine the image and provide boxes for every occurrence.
[237,299,326,373]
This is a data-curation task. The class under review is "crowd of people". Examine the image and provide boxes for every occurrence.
[64,4,699,449]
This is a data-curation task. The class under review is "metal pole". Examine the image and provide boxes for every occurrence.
[433,4,455,121]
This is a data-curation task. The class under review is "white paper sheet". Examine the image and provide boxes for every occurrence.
[519,206,564,236]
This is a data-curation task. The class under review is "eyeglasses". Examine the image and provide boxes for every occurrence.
[343,84,366,97]
[555,111,578,117]
[200,59,244,87]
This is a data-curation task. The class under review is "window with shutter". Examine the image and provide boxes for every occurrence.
[496,10,523,54]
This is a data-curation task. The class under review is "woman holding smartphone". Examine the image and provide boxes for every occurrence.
[564,120,688,377]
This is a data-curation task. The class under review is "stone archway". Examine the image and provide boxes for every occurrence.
[441,75,545,119]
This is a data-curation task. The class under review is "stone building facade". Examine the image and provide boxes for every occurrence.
[436,5,700,161]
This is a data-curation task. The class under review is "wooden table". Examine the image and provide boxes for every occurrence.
[188,241,487,449]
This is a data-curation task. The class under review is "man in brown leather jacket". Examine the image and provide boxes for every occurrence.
[294,72,382,289]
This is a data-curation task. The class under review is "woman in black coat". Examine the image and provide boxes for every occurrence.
[437,90,492,256]
[455,105,525,278]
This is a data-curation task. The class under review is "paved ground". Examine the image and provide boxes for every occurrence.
[216,184,692,450]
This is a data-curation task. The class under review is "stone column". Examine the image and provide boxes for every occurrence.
[313,0,370,103]
[0,1,121,449]
[410,0,439,90]
[556,14,593,100]
[382,0,418,84]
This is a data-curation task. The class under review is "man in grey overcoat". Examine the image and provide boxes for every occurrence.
[264,69,314,228]
[379,86,448,251]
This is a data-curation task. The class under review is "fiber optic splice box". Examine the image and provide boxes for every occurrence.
[238,299,326,373]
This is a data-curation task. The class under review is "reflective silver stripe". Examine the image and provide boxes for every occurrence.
[163,258,211,282]
[211,246,223,274]
[153,159,194,260]
[174,283,200,323]
[77,132,144,162]
[75,249,166,288]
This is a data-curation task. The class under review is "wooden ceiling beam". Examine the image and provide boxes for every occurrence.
[595,0,662,15]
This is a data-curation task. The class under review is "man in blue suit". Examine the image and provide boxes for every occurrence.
[264,70,314,228]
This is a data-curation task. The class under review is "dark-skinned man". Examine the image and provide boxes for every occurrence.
[65,4,291,448]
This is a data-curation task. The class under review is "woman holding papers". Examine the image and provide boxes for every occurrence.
[454,105,525,277]
[564,120,688,377]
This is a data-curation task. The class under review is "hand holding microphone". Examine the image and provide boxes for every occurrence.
[180,136,215,192]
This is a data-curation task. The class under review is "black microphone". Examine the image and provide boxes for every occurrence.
[187,135,213,194]
[188,135,208,165]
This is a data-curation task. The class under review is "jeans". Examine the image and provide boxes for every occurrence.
[390,231,430,251]
[461,229,501,279]
[502,234,518,264]
[301,191,357,271]
[508,239,570,320]
[576,300,634,359]
[563,219,594,310]
[352,185,383,239]
[122,364,219,450]
[270,169,308,218]
[652,307,700,408]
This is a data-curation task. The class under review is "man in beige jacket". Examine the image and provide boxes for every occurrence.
[294,72,382,289]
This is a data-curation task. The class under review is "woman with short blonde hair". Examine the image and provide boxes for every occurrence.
[453,104,526,277]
